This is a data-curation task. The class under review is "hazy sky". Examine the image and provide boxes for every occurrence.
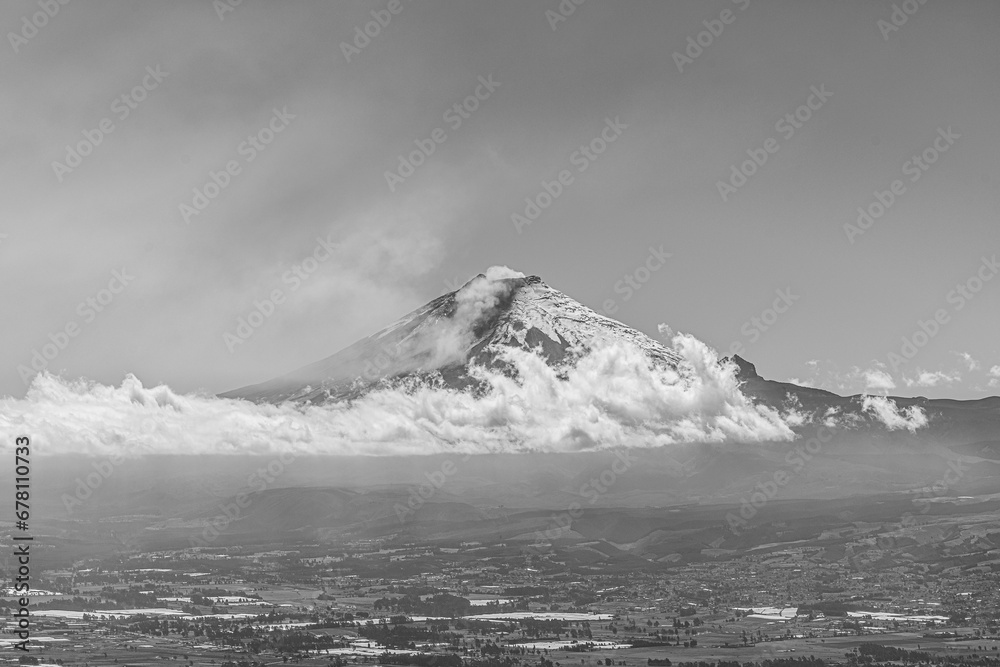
[3,0,999,400]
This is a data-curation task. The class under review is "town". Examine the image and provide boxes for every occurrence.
[2,534,997,667]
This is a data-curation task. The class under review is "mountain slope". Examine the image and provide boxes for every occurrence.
[222,273,682,404]
[728,355,1000,448]
[219,269,1000,456]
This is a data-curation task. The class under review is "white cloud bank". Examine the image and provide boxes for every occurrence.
[861,366,896,393]
[904,369,960,388]
[861,395,928,432]
[954,351,979,371]
[989,365,1000,388]
[1,332,801,457]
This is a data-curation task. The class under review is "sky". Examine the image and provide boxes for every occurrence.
[2,0,999,401]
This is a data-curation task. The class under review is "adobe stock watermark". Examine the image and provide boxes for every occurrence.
[725,425,833,535]
[358,274,481,378]
[881,457,967,550]
[844,126,959,244]
[511,116,628,234]
[717,84,832,202]
[902,458,967,524]
[7,0,71,54]
[61,440,143,515]
[545,0,587,32]
[224,233,340,352]
[673,0,750,73]
[51,65,169,183]
[384,74,500,192]
[179,106,296,224]
[885,254,997,372]
[443,275,471,293]
[190,450,299,547]
[213,0,244,21]
[341,0,412,62]
[361,339,408,381]
[395,454,472,524]
[528,450,635,552]
[17,268,135,385]
[599,246,672,317]
[726,287,799,359]
[877,0,929,41]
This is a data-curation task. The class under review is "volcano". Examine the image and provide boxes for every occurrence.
[220,268,1000,459]
[11,270,1000,534]
[221,271,683,404]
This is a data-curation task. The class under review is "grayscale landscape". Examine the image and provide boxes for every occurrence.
[1,2,999,666]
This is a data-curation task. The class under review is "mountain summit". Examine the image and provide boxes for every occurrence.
[218,269,1000,457]
[222,271,682,404]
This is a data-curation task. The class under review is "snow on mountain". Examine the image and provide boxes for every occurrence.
[474,275,682,369]
[221,272,682,404]
[14,268,990,458]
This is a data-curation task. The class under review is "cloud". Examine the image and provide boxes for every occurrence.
[396,267,523,371]
[989,365,1000,388]
[821,363,897,394]
[484,266,525,281]
[822,406,842,429]
[904,369,961,388]
[0,332,802,458]
[786,377,815,388]
[781,394,811,427]
[861,395,928,432]
[860,366,896,393]
[954,351,979,371]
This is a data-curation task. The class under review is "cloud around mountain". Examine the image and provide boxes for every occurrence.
[2,268,933,457]
[2,329,801,457]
